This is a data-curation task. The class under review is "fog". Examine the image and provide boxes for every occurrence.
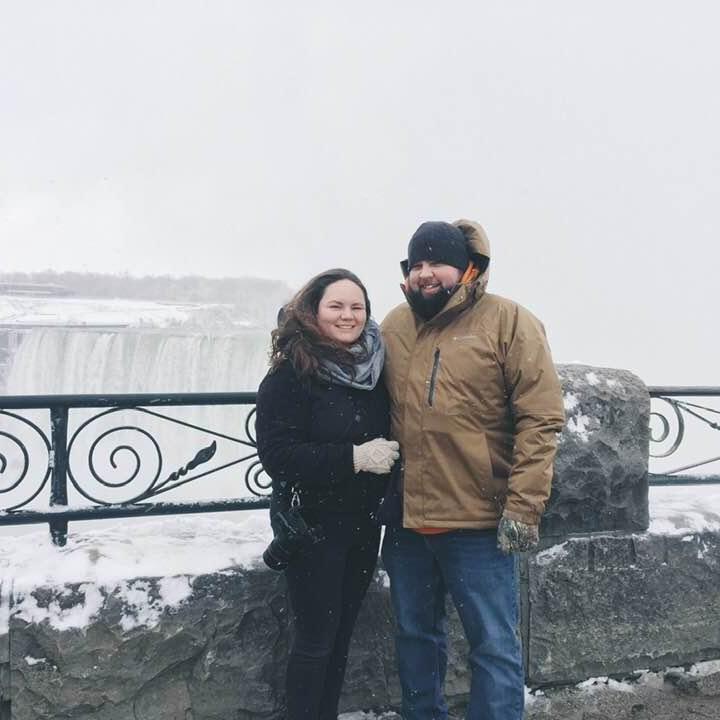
[2,1,720,385]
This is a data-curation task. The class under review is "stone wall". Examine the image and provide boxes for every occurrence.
[1,364,719,718]
[545,364,650,536]
[527,532,720,685]
[2,569,394,720]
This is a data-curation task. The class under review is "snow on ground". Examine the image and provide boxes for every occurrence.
[0,294,233,328]
[0,486,718,590]
[648,484,720,534]
[0,512,272,591]
[534,541,570,566]
[0,512,273,631]
[576,676,635,693]
[689,659,720,675]
[562,660,720,693]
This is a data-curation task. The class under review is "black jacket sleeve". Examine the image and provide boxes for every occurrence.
[255,365,355,489]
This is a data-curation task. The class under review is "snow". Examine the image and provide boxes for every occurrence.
[568,662,720,694]
[1,514,272,589]
[535,541,569,566]
[689,659,720,675]
[561,391,593,442]
[531,485,720,558]
[566,413,591,442]
[15,582,105,631]
[24,656,47,666]
[0,581,9,630]
[1,513,273,631]
[0,482,718,634]
[0,294,191,328]
[1,490,718,586]
[648,484,720,535]
[0,294,247,329]
[115,577,193,631]
[525,686,545,706]
[576,676,635,693]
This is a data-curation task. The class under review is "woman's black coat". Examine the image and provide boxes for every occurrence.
[255,361,390,518]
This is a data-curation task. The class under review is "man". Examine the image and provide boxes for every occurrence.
[381,220,565,720]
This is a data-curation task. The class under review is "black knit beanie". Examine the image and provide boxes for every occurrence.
[407,221,469,272]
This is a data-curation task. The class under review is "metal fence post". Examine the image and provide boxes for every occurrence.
[49,406,69,546]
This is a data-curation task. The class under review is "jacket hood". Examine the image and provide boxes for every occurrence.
[452,218,490,265]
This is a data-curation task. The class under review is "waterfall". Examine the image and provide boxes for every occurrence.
[1,328,273,511]
[5,328,270,394]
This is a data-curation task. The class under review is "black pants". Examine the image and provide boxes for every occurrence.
[284,514,380,720]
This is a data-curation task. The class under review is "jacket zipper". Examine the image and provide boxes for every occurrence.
[428,348,441,406]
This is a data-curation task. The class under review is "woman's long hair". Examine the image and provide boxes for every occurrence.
[269,268,372,378]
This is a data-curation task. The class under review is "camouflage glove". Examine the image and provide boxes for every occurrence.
[496,515,539,555]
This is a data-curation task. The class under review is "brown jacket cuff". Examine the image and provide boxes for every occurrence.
[502,507,540,526]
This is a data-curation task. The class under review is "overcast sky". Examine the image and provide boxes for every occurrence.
[2,1,719,386]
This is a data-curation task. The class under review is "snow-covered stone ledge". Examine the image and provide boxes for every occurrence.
[0,515,403,719]
[1,516,280,719]
[0,364,718,719]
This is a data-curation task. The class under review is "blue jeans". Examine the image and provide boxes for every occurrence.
[381,527,523,720]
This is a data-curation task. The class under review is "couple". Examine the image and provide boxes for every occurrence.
[255,219,566,720]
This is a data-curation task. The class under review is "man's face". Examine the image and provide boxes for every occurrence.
[407,261,463,297]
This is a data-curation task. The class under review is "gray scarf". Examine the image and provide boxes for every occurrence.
[317,319,385,390]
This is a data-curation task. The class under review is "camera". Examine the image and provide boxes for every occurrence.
[263,507,324,570]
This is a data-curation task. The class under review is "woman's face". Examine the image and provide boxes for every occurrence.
[316,279,367,346]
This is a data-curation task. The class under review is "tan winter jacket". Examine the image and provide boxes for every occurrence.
[381,219,565,529]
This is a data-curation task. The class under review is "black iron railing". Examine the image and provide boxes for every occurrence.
[648,386,720,486]
[2,386,718,544]
[0,392,270,545]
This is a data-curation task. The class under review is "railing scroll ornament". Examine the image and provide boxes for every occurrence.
[0,392,271,544]
[648,387,720,485]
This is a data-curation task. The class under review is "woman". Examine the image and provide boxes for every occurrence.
[255,268,399,720]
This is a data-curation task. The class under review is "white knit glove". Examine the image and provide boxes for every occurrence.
[353,438,400,475]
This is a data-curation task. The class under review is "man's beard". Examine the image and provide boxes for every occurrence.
[406,285,455,320]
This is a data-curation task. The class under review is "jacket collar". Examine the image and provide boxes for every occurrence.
[401,279,484,329]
